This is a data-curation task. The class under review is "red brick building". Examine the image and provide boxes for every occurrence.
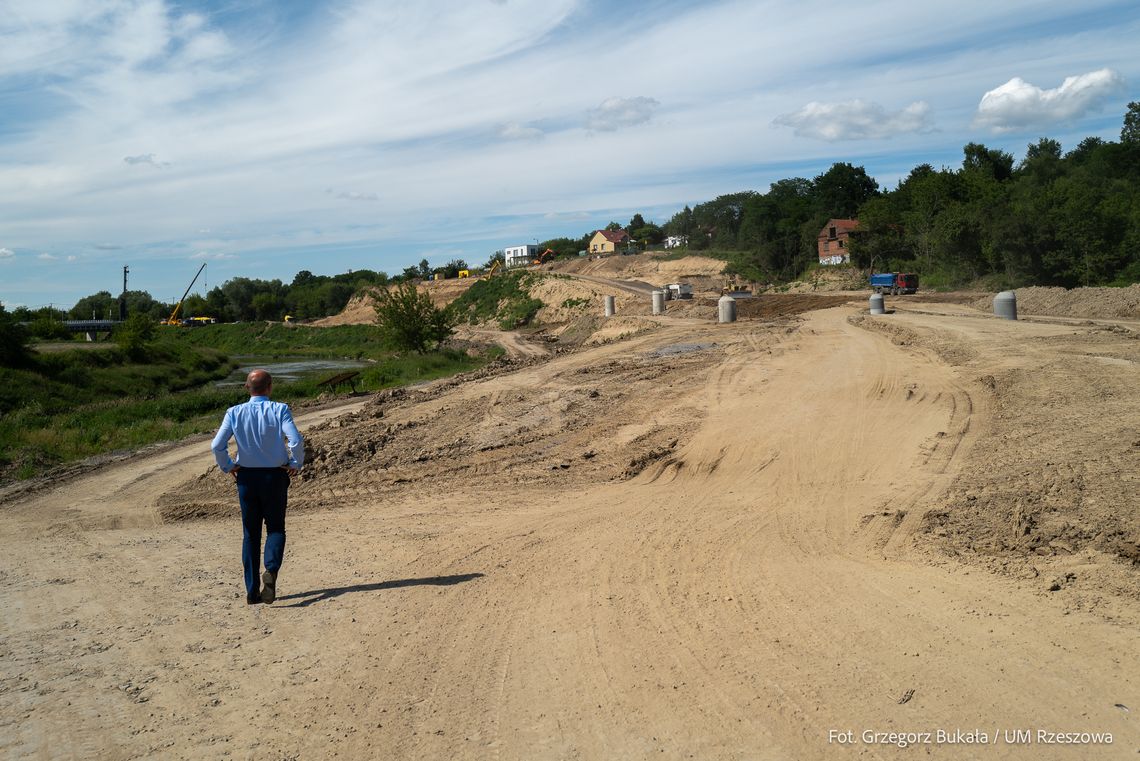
[817,219,858,265]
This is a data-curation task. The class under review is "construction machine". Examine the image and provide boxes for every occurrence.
[531,248,557,266]
[165,263,208,325]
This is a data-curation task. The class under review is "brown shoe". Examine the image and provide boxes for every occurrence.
[260,570,277,604]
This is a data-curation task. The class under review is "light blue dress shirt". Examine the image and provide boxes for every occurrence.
[211,396,304,473]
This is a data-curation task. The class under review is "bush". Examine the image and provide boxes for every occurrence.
[373,282,454,353]
[0,303,30,367]
[114,313,157,359]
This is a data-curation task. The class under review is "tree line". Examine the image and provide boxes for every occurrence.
[8,103,1137,337]
[659,103,1140,289]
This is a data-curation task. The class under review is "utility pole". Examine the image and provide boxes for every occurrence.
[119,265,129,321]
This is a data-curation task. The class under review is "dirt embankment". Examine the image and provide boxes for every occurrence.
[312,278,478,327]
[970,284,1140,320]
[854,307,1140,606]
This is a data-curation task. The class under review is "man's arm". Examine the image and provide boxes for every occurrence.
[211,410,236,473]
[281,407,304,469]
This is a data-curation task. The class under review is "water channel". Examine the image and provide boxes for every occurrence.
[215,357,372,386]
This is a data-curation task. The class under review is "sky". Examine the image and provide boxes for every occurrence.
[1,0,1138,310]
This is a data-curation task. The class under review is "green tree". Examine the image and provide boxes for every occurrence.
[374,283,454,353]
[69,291,117,320]
[1121,101,1140,145]
[114,312,156,359]
[0,302,31,367]
[417,259,432,279]
[812,163,879,218]
[441,259,469,279]
[962,142,1014,182]
[484,250,505,270]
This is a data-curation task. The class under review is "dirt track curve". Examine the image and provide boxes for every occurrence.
[2,303,1138,760]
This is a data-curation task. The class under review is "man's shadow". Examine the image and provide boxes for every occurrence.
[274,572,484,608]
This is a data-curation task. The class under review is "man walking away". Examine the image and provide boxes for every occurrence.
[211,369,304,605]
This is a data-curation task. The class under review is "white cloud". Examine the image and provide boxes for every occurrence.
[329,189,378,202]
[0,247,14,259]
[67,255,78,262]
[586,97,660,132]
[973,68,1125,132]
[37,253,58,260]
[543,210,590,221]
[498,122,544,140]
[124,153,168,167]
[773,100,933,141]
[190,251,235,260]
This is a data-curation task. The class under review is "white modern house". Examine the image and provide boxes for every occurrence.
[664,235,688,249]
[504,244,538,269]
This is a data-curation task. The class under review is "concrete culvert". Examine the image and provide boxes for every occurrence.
[994,290,1017,320]
[718,295,736,323]
[869,293,885,315]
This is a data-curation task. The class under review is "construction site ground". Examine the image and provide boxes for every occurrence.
[2,257,1139,759]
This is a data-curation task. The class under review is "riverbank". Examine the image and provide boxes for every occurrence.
[1,324,501,483]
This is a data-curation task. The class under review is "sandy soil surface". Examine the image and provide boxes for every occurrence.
[3,292,1138,759]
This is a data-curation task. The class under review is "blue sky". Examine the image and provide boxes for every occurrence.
[1,0,1137,310]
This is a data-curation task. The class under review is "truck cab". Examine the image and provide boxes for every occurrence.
[870,272,918,295]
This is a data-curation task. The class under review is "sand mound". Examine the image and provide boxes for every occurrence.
[550,253,726,284]
[312,278,479,327]
[531,276,643,323]
[970,284,1140,320]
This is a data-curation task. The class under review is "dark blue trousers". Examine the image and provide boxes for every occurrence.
[236,468,289,597]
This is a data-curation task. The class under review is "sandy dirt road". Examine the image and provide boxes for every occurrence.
[2,304,1138,760]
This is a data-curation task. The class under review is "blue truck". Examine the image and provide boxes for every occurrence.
[870,272,918,295]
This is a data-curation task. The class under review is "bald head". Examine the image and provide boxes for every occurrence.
[245,369,272,396]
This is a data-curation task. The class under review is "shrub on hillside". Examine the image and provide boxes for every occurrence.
[373,283,454,353]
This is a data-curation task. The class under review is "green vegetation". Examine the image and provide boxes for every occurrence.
[662,105,1140,288]
[164,321,388,359]
[0,320,499,483]
[358,347,499,389]
[561,297,590,309]
[373,282,454,353]
[0,303,31,367]
[0,337,237,480]
[447,270,546,330]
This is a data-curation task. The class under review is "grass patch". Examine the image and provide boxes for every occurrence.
[161,322,388,359]
[447,271,546,330]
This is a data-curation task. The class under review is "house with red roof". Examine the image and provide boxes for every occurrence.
[817,219,858,265]
[589,228,631,255]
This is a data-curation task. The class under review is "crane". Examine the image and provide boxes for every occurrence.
[165,263,208,325]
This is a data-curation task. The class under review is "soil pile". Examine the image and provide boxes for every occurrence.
[313,278,478,327]
[970,284,1140,320]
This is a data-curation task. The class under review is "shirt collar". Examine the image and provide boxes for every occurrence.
[249,395,271,402]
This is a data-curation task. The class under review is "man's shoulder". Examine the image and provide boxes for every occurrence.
[264,399,294,417]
